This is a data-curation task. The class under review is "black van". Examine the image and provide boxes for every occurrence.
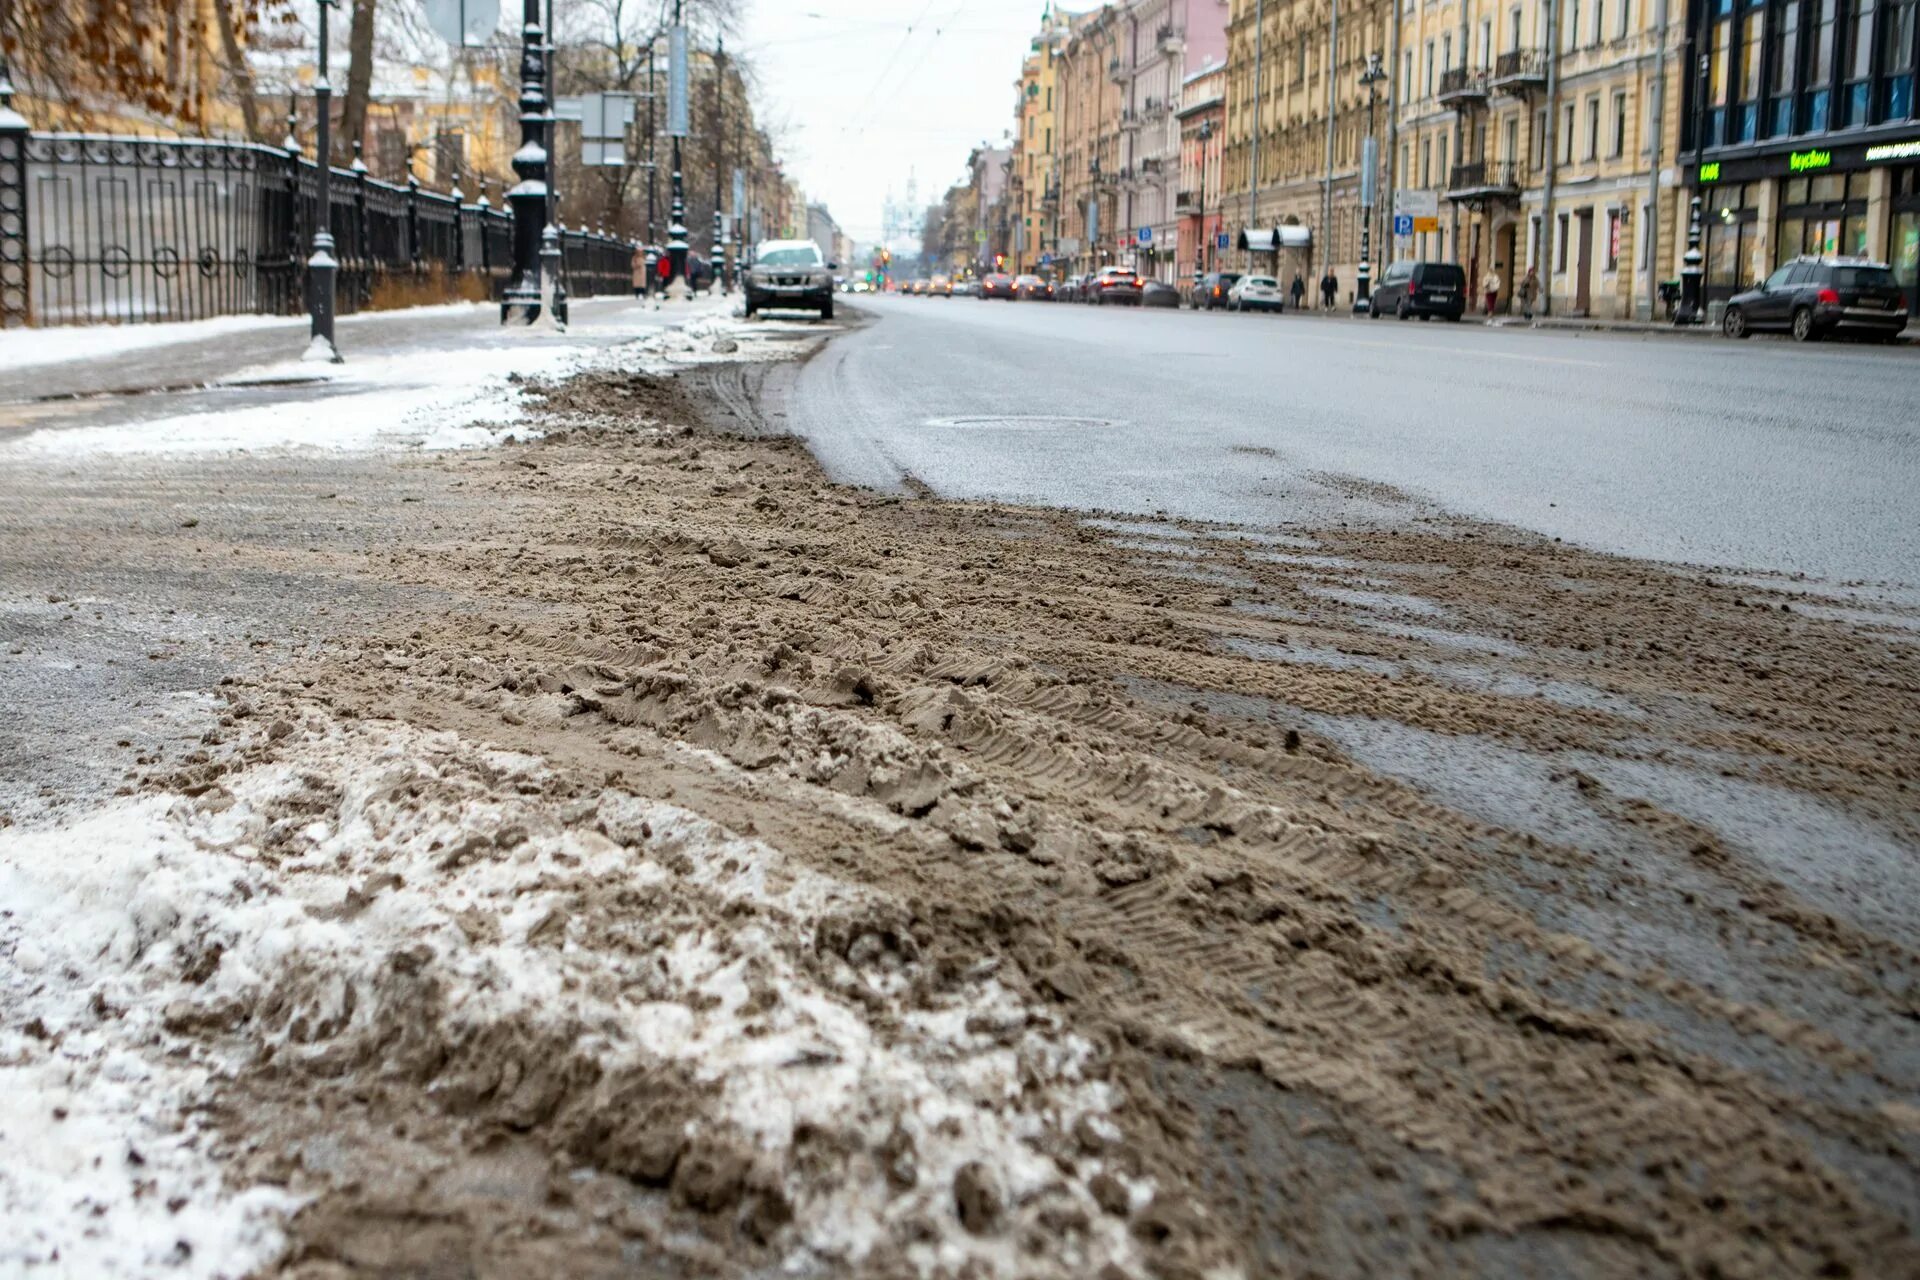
[1368,261,1467,321]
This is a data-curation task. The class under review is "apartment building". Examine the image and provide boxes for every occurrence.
[1118,0,1231,281]
[1057,7,1129,276]
[1179,64,1231,276]
[1011,8,1073,275]
[1222,0,1398,301]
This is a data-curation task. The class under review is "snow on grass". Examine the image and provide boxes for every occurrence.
[0,713,1151,1277]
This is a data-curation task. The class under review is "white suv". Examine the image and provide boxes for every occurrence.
[746,240,836,319]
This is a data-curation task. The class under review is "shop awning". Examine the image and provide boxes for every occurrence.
[1237,226,1313,252]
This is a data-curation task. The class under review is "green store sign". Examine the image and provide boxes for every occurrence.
[1788,149,1832,172]
[1698,161,1721,182]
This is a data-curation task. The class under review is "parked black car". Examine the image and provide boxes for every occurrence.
[1089,267,1144,306]
[980,272,1016,299]
[1369,261,1466,321]
[1013,273,1055,300]
[1721,256,1909,342]
[1142,280,1181,308]
[1193,271,1241,310]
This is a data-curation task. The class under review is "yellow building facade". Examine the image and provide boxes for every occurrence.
[1392,0,1686,316]
[1010,9,1072,275]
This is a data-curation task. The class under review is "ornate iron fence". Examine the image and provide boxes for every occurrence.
[0,118,636,329]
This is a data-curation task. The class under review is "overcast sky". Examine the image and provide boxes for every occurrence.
[738,1,1049,243]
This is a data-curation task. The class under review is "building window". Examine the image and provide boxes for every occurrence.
[1769,0,1801,135]
[1403,48,1414,98]
[1619,0,1633,36]
[1505,116,1520,163]
[1594,0,1606,44]
[1421,137,1432,185]
[1534,107,1547,166]
[1480,18,1493,64]
[1611,91,1627,154]
[1557,212,1571,270]
[1842,0,1875,124]
[1605,208,1621,269]
[1585,96,1600,158]
[1804,0,1836,131]
[1510,6,1525,48]
[1885,0,1917,118]
[1568,0,1582,48]
[1443,32,1453,70]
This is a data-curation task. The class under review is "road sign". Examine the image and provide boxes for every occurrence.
[975,228,987,243]
[1039,253,1053,266]
[1393,189,1438,218]
[1137,226,1152,244]
[1215,231,1230,250]
[421,0,499,47]
[1393,214,1414,236]
[667,25,690,138]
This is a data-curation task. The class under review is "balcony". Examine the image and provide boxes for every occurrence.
[1108,56,1129,85]
[1158,24,1185,54]
[1437,67,1489,108]
[1175,190,1199,215]
[1446,160,1525,201]
[1490,49,1549,95]
[1120,107,1143,132]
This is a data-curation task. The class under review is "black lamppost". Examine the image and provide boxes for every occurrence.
[1196,117,1215,278]
[1676,50,1709,326]
[502,0,551,323]
[1354,52,1386,315]
[541,0,566,325]
[305,0,342,362]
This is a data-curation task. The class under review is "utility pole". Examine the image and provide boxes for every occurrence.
[667,0,689,295]
[1248,0,1264,265]
[1538,0,1560,317]
[541,0,566,325]
[502,0,551,323]
[1644,0,1672,319]
[305,0,342,362]
[1355,53,1386,313]
[1321,0,1339,290]
[713,33,726,293]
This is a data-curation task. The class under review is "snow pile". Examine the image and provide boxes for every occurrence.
[0,805,300,1278]
[0,713,1152,1276]
[2,341,587,459]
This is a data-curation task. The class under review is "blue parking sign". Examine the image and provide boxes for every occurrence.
[1215,232,1230,250]
[1137,226,1152,244]
[1393,214,1414,235]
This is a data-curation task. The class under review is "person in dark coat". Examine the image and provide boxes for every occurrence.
[1319,270,1338,310]
[1290,273,1307,308]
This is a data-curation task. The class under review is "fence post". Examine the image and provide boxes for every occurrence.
[476,182,491,277]
[451,181,466,274]
[406,167,421,277]
[350,141,369,311]
[0,55,29,328]
[285,111,305,317]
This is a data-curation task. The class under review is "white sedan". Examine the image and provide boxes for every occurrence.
[1227,275,1286,313]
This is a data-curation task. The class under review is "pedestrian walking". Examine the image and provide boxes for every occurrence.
[1320,270,1338,311]
[1481,265,1502,317]
[631,246,650,299]
[1518,265,1540,321]
[1291,273,1307,309]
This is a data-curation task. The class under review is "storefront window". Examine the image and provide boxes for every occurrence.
[1739,2,1765,140]
[1892,167,1920,311]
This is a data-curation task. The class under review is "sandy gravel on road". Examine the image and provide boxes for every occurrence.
[4,344,1918,1278]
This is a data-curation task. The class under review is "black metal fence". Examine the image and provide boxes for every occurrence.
[0,124,635,329]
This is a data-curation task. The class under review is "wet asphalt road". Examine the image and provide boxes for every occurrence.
[792,294,1920,587]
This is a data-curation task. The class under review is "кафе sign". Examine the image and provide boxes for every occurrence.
[1693,134,1920,185]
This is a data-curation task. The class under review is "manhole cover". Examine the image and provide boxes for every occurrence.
[923,414,1122,430]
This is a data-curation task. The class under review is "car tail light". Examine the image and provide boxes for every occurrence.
[1817,287,1840,305]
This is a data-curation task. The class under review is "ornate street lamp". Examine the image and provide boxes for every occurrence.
[502,0,553,324]
[1196,117,1215,278]
[1354,52,1387,315]
[304,0,342,362]
[1675,51,1710,326]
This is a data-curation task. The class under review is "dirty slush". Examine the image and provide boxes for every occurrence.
[4,336,1918,1279]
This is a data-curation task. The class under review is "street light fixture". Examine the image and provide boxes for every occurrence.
[1675,51,1710,326]
[1196,117,1215,278]
[1353,52,1386,316]
[304,0,342,363]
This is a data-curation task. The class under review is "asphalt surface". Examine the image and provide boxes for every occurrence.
[793,294,1920,587]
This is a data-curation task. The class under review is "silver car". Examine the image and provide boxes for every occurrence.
[1227,274,1285,313]
[745,239,836,319]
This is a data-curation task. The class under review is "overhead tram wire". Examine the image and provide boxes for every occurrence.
[839,0,975,143]
[833,0,943,139]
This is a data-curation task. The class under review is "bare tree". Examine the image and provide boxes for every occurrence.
[210,0,267,140]
[339,0,378,163]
